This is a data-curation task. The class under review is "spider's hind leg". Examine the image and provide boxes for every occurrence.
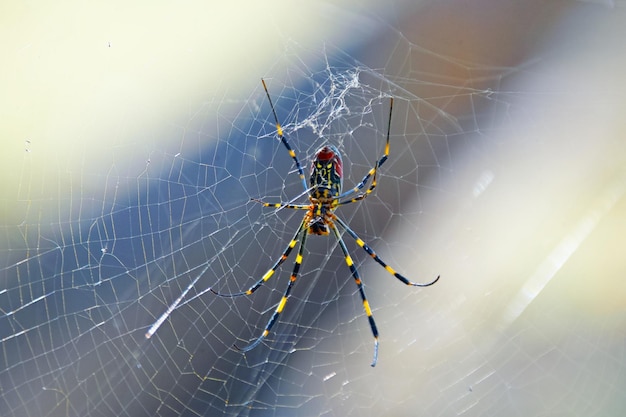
[234,225,309,352]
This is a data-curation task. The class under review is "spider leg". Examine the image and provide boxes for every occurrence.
[262,79,309,193]
[336,97,393,202]
[234,225,308,352]
[211,219,306,298]
[336,160,379,206]
[333,214,440,287]
[329,221,379,367]
[251,198,310,210]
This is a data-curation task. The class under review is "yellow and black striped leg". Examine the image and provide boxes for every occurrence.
[234,226,308,352]
[336,97,393,203]
[261,79,308,193]
[329,222,380,367]
[211,220,306,298]
[336,160,379,206]
[333,214,440,287]
[250,198,310,211]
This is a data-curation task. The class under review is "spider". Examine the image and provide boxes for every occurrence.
[211,79,439,367]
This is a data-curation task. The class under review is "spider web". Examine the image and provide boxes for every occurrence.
[2,2,626,416]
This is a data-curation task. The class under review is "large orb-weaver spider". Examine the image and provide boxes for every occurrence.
[210,79,439,367]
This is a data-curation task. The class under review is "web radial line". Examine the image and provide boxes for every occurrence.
[211,219,307,298]
[261,78,308,193]
[332,214,440,287]
[145,263,211,339]
[337,98,393,201]
[329,221,379,367]
[235,227,308,352]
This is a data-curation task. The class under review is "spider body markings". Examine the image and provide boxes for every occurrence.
[211,79,439,367]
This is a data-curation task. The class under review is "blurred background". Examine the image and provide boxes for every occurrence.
[1,1,625,416]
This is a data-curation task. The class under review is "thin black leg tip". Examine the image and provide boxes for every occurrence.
[422,275,440,286]
[371,339,379,367]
